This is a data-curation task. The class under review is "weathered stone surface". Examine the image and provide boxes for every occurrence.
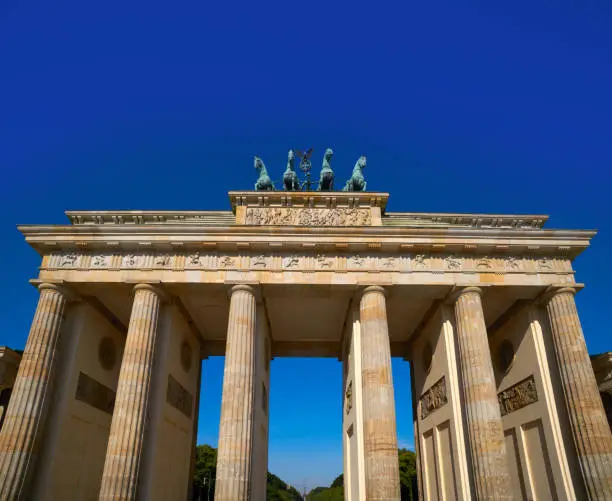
[75,371,116,415]
[453,286,513,500]
[0,283,68,501]
[420,376,448,420]
[6,191,604,500]
[98,284,163,501]
[545,288,612,500]
[215,285,258,501]
[245,207,372,226]
[497,375,538,417]
[360,286,400,500]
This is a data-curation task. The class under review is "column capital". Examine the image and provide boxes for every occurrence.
[227,283,261,301]
[37,282,79,302]
[446,285,483,304]
[538,285,577,304]
[133,283,167,301]
[361,285,387,299]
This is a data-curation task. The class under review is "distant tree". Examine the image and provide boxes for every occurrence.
[398,448,418,500]
[193,445,419,500]
[330,474,343,488]
[266,472,302,501]
[307,485,344,500]
[193,445,217,500]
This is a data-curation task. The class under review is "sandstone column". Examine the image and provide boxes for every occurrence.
[452,286,512,500]
[215,285,258,501]
[0,283,69,501]
[544,287,612,500]
[99,284,163,501]
[359,286,400,501]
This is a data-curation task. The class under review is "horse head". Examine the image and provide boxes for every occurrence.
[355,155,367,171]
[324,148,334,161]
[254,156,264,172]
[287,150,295,170]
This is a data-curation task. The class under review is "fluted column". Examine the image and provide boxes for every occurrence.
[215,285,258,501]
[453,287,512,500]
[99,284,163,501]
[0,283,69,501]
[359,286,400,501]
[544,287,612,499]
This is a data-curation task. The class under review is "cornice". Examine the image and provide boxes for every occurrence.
[228,190,389,212]
[18,224,594,260]
[59,209,551,231]
[17,223,596,241]
[383,212,548,229]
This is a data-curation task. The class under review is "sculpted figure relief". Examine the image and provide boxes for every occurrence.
[244,207,371,226]
[45,251,571,278]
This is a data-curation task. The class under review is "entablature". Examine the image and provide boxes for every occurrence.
[19,224,595,260]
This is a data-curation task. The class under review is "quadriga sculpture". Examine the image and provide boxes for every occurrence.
[342,155,367,192]
[318,148,334,191]
[254,156,275,191]
[283,149,299,191]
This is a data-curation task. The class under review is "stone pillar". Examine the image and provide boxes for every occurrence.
[215,285,258,501]
[359,286,400,501]
[98,284,163,501]
[452,286,512,500]
[544,287,612,500]
[0,283,69,501]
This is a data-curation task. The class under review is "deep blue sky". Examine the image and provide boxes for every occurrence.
[1,0,611,490]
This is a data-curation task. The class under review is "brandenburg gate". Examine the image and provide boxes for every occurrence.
[1,189,611,500]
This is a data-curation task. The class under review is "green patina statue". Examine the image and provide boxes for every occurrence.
[283,149,299,191]
[254,149,368,192]
[254,156,275,191]
[342,155,367,192]
[318,148,334,191]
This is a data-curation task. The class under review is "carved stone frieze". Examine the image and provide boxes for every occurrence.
[91,254,111,268]
[498,375,538,416]
[122,253,145,268]
[420,376,448,419]
[42,250,573,276]
[75,371,116,415]
[445,256,462,270]
[60,253,79,267]
[155,254,172,267]
[348,254,367,268]
[315,253,335,269]
[282,255,301,269]
[251,254,268,268]
[245,207,372,226]
[167,374,193,418]
[413,254,428,269]
[345,380,353,415]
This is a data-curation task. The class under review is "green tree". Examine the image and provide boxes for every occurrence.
[192,444,419,500]
[398,448,418,501]
[266,472,302,501]
[330,474,343,488]
[193,444,217,500]
[307,485,344,500]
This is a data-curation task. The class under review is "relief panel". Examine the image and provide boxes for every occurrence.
[498,375,538,416]
[43,249,573,278]
[166,374,193,419]
[244,207,372,226]
[75,371,116,415]
[420,376,448,420]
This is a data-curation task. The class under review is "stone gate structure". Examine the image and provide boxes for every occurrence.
[0,190,611,500]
